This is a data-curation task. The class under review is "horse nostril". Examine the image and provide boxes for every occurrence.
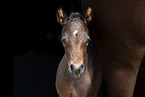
[81,64,84,68]
[70,64,75,72]
[79,64,84,73]
[80,64,84,69]
[69,64,84,74]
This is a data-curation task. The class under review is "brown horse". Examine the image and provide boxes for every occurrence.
[56,7,102,97]
[81,0,145,97]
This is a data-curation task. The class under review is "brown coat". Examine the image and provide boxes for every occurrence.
[81,0,145,97]
[56,47,102,97]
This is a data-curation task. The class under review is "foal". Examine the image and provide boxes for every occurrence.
[56,7,102,97]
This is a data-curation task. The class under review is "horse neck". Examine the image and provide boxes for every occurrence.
[86,46,95,73]
[87,44,101,75]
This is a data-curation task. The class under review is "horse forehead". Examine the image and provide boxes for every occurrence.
[66,22,87,34]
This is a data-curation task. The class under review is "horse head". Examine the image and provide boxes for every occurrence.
[57,7,92,79]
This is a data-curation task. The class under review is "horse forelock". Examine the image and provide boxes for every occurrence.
[69,12,81,19]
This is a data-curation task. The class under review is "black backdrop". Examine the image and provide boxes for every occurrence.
[12,1,81,97]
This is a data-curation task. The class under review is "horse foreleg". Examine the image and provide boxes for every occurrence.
[104,66,139,97]
[101,47,145,97]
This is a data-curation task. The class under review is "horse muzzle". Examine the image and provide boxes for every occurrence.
[68,64,85,79]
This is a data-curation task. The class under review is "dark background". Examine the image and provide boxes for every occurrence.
[10,0,145,97]
[12,0,82,97]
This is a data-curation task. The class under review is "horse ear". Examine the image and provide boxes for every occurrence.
[84,7,92,23]
[57,8,68,24]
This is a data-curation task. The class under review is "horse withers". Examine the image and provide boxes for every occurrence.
[56,7,102,97]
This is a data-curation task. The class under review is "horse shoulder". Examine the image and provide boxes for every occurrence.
[56,54,68,96]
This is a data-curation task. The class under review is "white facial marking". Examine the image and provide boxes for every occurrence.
[73,30,78,38]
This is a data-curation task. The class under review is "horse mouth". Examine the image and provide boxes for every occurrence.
[69,72,83,80]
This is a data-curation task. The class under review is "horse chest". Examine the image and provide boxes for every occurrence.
[67,71,92,97]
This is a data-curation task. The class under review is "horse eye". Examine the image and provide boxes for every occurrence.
[61,38,66,44]
[86,39,91,45]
